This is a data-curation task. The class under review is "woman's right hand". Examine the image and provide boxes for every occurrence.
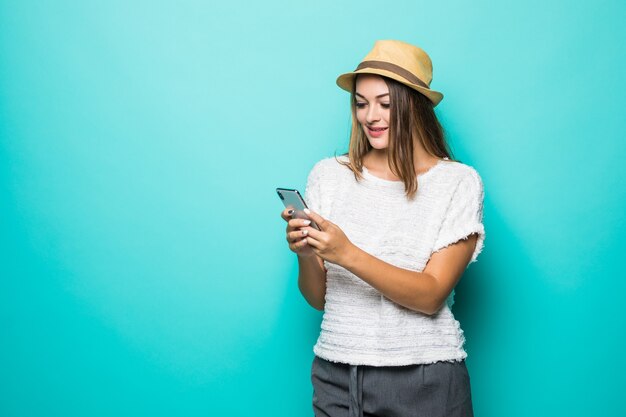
[281,208,315,257]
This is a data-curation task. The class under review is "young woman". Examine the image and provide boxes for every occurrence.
[280,40,485,417]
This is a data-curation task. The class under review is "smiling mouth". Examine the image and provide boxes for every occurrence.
[367,126,388,132]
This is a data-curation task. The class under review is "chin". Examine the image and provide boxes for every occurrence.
[368,139,389,149]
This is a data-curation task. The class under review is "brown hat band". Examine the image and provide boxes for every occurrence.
[355,60,429,89]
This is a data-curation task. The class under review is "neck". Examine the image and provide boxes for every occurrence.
[365,148,439,175]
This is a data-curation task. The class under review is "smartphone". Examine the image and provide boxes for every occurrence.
[276,187,321,231]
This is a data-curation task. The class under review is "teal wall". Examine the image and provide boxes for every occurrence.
[1,1,624,416]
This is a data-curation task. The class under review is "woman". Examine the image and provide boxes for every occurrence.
[280,40,485,417]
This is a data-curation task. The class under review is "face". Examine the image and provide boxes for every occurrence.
[354,74,390,150]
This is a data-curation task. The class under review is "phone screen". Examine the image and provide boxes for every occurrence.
[276,188,321,231]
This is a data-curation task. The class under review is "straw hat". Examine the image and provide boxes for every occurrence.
[336,40,444,106]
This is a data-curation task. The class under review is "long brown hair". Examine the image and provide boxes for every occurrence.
[335,74,455,200]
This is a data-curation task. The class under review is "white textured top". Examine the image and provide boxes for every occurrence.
[303,154,485,366]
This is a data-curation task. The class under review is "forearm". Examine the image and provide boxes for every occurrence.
[297,254,327,311]
[341,246,441,315]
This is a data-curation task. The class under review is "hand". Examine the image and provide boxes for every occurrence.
[281,207,316,257]
[298,208,356,266]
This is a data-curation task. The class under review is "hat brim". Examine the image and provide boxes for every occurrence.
[336,68,444,107]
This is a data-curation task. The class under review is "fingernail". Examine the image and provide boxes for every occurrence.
[302,229,308,236]
[304,208,310,214]
[303,220,311,225]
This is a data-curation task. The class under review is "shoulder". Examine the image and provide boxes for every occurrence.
[438,160,484,191]
[308,154,351,178]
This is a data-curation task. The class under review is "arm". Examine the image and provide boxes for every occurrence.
[342,234,478,315]
[283,211,327,311]
[297,254,327,311]
[298,160,328,310]
[301,209,479,315]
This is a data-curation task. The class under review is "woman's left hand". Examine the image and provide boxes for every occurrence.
[300,209,356,266]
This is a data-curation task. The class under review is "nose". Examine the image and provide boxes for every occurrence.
[365,104,381,124]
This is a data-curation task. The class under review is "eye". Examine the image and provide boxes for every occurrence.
[381,103,390,109]
[355,102,367,109]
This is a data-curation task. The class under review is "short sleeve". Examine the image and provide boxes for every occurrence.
[432,169,485,265]
[303,161,323,215]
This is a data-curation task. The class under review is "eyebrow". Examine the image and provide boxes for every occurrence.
[355,92,389,99]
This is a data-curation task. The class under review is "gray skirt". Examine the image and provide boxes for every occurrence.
[311,355,474,417]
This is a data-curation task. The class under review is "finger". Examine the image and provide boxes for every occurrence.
[303,235,320,249]
[281,208,295,221]
[288,229,309,242]
[301,225,322,240]
[288,218,313,229]
[290,236,308,252]
[303,209,327,231]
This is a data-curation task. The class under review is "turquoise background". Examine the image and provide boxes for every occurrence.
[1,0,624,416]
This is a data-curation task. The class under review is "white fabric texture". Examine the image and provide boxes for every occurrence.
[303,154,485,366]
